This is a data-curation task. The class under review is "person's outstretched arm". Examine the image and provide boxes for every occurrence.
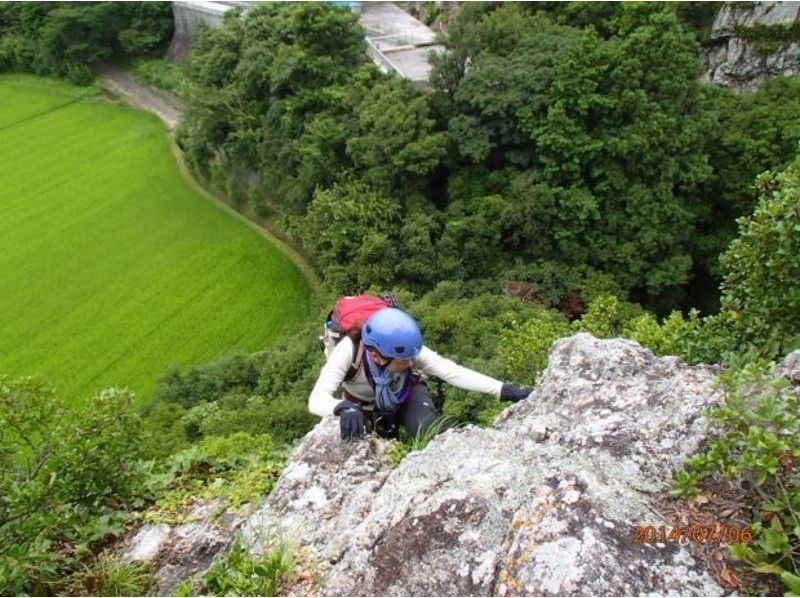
[308,337,354,417]
[414,346,502,395]
[415,346,532,402]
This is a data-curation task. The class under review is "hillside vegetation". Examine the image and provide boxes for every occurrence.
[177,2,800,316]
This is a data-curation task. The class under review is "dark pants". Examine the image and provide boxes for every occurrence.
[371,382,444,439]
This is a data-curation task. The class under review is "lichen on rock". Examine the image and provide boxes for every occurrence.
[118,334,800,595]
[241,333,730,596]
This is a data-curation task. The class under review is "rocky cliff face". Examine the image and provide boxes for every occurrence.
[701,1,800,92]
[241,333,726,596]
[123,334,800,595]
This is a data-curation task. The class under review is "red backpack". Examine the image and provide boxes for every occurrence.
[320,293,398,380]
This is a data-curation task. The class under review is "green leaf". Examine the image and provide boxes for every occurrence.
[754,563,787,575]
[780,571,800,596]
[785,335,800,353]
[756,520,790,555]
[729,542,755,561]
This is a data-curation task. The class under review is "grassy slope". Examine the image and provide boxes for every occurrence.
[0,75,312,405]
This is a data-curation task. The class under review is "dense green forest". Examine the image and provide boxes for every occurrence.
[0,2,172,83]
[1,1,799,595]
[176,2,800,316]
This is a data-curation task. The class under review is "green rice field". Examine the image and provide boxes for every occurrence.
[0,75,313,406]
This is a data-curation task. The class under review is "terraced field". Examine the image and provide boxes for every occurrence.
[0,75,313,405]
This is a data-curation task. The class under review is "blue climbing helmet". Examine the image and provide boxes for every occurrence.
[362,308,423,360]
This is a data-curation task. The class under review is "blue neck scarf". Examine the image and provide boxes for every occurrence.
[363,350,413,411]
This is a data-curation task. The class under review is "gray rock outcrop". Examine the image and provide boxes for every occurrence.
[701,2,800,92]
[120,334,800,596]
[121,499,245,595]
[240,333,728,596]
[774,349,800,385]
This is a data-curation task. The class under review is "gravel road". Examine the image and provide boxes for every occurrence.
[95,62,182,130]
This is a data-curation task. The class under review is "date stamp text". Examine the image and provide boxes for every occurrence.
[632,525,753,545]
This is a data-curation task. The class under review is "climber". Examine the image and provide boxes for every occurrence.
[308,307,532,441]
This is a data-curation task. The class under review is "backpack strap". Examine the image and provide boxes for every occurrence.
[345,340,365,382]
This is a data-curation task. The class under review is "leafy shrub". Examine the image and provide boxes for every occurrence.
[150,353,262,409]
[62,61,94,85]
[495,289,710,393]
[711,160,800,362]
[0,378,149,594]
[622,309,705,361]
[436,365,506,427]
[571,293,620,338]
[180,392,265,439]
[140,400,190,459]
[187,538,295,597]
[226,172,247,207]
[143,317,323,450]
[413,288,548,362]
[255,319,325,400]
[0,33,35,72]
[164,432,276,479]
[253,320,327,443]
[498,259,587,309]
[144,432,287,523]
[290,180,402,293]
[565,292,718,365]
[572,293,646,339]
[409,288,556,423]
[0,2,173,83]
[176,390,317,447]
[671,362,800,593]
[734,22,800,57]
[241,393,318,447]
[498,310,571,387]
[578,270,629,304]
[699,78,800,280]
[131,58,187,96]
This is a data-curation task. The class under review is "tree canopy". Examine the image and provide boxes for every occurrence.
[174,2,800,312]
[0,2,172,83]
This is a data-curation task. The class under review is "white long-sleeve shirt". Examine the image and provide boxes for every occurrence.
[308,336,504,417]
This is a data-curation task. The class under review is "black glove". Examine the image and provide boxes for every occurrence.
[373,409,398,439]
[333,400,368,441]
[501,383,532,402]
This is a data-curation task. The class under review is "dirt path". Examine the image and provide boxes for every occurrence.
[95,63,182,130]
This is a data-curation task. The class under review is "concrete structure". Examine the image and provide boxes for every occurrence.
[359,2,445,86]
[168,1,257,62]
[167,1,443,86]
